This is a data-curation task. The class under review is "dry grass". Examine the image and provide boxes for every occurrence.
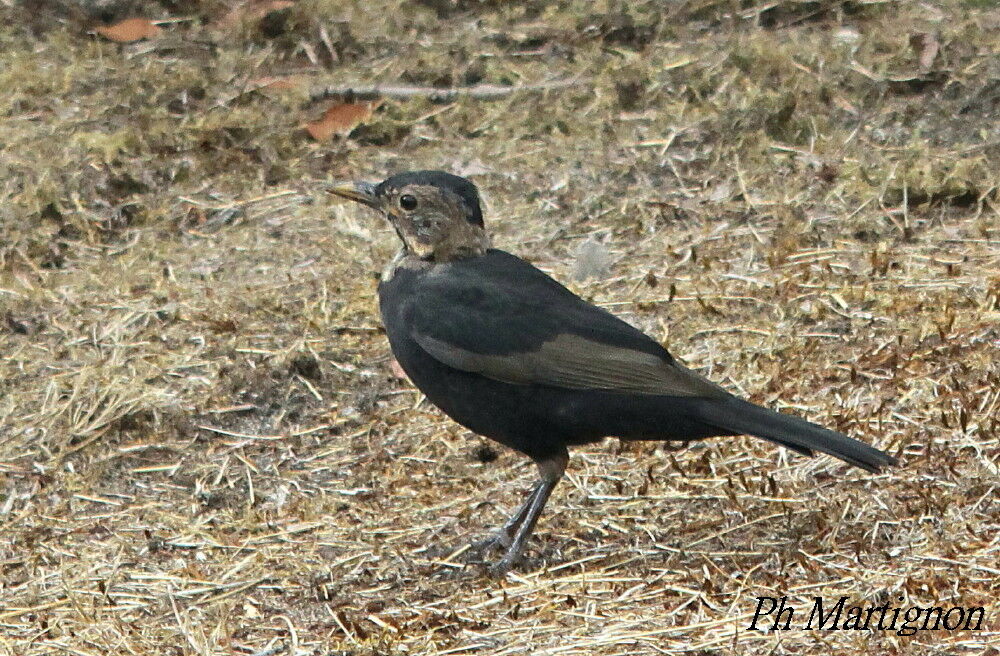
[2,1,999,654]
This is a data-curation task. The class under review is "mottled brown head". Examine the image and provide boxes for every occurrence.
[330,171,490,262]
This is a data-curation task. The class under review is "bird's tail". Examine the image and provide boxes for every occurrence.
[696,397,896,473]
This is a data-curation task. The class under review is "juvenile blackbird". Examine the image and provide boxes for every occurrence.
[331,170,896,574]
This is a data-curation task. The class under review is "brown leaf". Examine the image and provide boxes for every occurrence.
[249,76,302,92]
[909,32,939,73]
[94,18,162,43]
[304,101,381,141]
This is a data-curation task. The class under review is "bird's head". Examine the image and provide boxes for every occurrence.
[329,170,489,261]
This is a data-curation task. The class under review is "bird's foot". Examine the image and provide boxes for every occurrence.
[468,531,524,576]
[470,530,513,554]
[487,555,518,578]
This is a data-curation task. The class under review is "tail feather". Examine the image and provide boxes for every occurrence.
[697,397,896,473]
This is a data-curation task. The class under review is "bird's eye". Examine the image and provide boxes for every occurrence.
[399,194,418,211]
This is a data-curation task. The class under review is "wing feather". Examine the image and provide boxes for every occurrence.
[408,251,727,398]
[414,331,724,396]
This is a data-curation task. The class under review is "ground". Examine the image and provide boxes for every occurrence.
[1,1,999,654]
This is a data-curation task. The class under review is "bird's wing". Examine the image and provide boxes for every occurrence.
[407,250,727,398]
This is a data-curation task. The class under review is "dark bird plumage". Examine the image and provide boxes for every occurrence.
[330,170,897,574]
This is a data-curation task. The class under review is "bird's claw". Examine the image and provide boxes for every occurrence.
[487,556,517,578]
[470,532,523,575]
[471,531,513,554]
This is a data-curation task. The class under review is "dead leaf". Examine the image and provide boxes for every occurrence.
[94,18,162,43]
[249,76,302,92]
[910,32,939,73]
[305,101,381,141]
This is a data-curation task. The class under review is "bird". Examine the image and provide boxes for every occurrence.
[329,170,897,574]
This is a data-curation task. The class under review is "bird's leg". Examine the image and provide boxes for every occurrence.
[490,451,568,576]
[473,479,543,552]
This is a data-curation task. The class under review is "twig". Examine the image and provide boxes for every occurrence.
[0,599,72,621]
[308,78,583,104]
